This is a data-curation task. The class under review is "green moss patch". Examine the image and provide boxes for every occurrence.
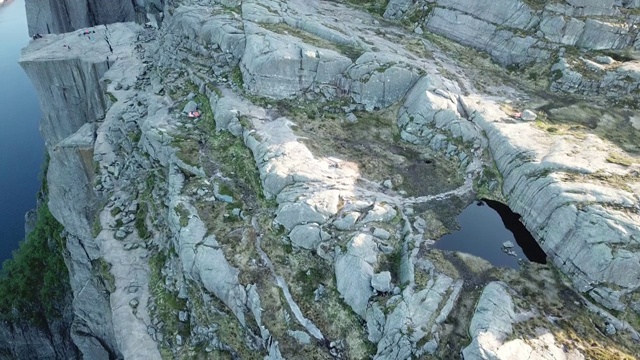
[92,258,116,293]
[149,252,190,349]
[606,152,635,167]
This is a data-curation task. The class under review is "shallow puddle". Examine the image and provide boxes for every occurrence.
[434,199,547,269]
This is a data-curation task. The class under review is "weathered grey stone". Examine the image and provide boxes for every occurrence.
[435,0,538,30]
[539,15,584,46]
[314,284,326,302]
[383,0,413,19]
[576,19,633,50]
[333,212,360,230]
[335,234,378,316]
[241,24,351,99]
[398,76,483,153]
[173,206,248,326]
[289,224,323,250]
[371,271,393,293]
[340,52,422,110]
[0,318,80,360]
[396,0,635,69]
[178,311,188,322]
[182,101,198,114]
[373,227,391,240]
[374,274,459,359]
[366,303,386,343]
[276,203,330,230]
[425,7,547,65]
[362,203,398,223]
[521,110,537,121]
[471,100,640,303]
[265,340,285,360]
[20,23,146,360]
[287,330,311,345]
[606,323,617,335]
[594,56,615,65]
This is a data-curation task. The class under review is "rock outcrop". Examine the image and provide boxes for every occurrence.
[385,0,640,66]
[384,0,640,100]
[0,317,79,360]
[10,0,639,358]
[24,0,163,36]
[463,282,586,360]
[20,23,142,359]
[399,74,640,311]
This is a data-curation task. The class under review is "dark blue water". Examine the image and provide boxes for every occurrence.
[434,200,547,268]
[0,0,44,263]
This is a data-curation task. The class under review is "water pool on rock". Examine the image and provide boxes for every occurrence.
[434,199,547,269]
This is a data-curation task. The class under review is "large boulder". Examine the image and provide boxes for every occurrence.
[335,234,378,316]
[173,203,248,325]
[339,52,422,111]
[241,24,352,98]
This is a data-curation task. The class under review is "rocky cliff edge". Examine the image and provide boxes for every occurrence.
[12,0,640,359]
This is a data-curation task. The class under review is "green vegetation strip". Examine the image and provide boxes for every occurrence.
[0,205,69,324]
[149,252,189,342]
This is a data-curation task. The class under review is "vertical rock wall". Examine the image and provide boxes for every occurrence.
[24,0,164,36]
[19,23,142,360]
[0,314,80,359]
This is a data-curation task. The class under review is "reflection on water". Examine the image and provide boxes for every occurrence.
[434,199,547,269]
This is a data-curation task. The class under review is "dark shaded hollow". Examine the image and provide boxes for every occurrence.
[484,199,547,264]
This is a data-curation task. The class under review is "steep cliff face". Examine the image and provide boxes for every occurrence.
[24,0,164,36]
[12,0,640,359]
[0,310,79,359]
[20,23,142,359]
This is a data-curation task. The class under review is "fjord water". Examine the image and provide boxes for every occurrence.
[0,0,44,263]
[434,200,547,268]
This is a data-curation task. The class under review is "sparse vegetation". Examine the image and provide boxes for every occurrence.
[230,65,244,89]
[346,0,390,17]
[129,131,141,143]
[110,207,122,217]
[106,92,117,103]
[206,130,266,204]
[294,267,326,300]
[260,22,365,61]
[507,265,640,360]
[149,251,190,350]
[135,203,151,239]
[175,203,190,227]
[92,215,103,237]
[606,152,635,167]
[92,258,116,293]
